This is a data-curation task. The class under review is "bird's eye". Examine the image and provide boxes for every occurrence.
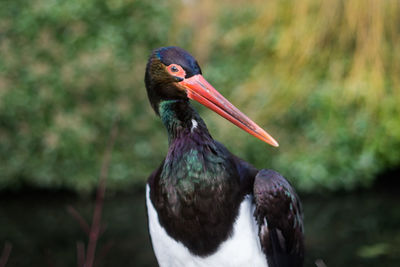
[167,64,186,79]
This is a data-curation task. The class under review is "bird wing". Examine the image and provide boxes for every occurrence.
[253,169,304,267]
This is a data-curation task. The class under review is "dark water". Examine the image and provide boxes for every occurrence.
[1,188,399,267]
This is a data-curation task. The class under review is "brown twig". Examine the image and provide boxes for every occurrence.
[0,242,12,267]
[84,119,119,267]
[77,242,85,267]
[67,205,90,235]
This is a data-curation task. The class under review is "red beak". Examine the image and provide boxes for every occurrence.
[179,74,279,147]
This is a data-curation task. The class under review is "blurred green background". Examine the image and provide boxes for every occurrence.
[1,0,400,193]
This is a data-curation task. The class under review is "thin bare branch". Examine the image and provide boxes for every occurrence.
[84,118,119,267]
[67,205,90,236]
[77,241,85,267]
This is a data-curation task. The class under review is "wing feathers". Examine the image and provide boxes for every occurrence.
[253,169,304,267]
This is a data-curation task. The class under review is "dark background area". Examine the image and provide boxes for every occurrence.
[1,173,400,266]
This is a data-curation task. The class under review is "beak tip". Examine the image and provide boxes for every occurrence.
[271,141,279,148]
[263,134,279,148]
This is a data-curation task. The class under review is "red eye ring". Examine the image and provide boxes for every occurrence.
[167,64,186,79]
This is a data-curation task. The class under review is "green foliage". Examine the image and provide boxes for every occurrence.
[0,0,173,191]
[206,0,400,192]
[0,0,399,192]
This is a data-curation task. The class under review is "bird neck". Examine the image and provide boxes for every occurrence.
[158,100,238,203]
[158,100,210,144]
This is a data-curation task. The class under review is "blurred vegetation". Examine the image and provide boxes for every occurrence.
[0,0,399,192]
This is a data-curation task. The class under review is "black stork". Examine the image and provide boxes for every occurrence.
[145,46,304,267]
